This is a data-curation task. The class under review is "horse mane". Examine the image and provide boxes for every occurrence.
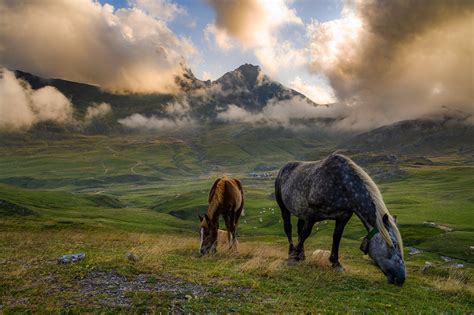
[345,157,404,258]
[207,176,227,218]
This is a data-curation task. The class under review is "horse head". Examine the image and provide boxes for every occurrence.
[363,214,406,286]
[198,214,218,255]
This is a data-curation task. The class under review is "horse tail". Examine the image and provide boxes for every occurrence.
[275,164,294,248]
[228,178,244,225]
[233,178,244,215]
[274,168,284,211]
[233,177,244,200]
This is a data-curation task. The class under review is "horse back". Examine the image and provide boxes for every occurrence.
[209,176,243,212]
[275,156,351,219]
[224,177,243,211]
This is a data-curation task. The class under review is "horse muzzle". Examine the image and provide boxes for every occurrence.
[387,269,406,286]
[199,243,217,256]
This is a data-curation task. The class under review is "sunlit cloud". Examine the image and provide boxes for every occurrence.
[129,0,185,21]
[0,0,196,94]
[307,0,474,130]
[0,68,73,131]
[206,0,306,76]
[288,76,336,105]
[217,95,348,129]
[118,113,195,130]
[84,103,112,123]
[204,24,236,51]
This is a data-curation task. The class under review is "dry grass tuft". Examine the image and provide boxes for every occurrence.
[130,234,197,269]
[239,256,284,275]
[217,229,230,248]
[235,242,286,259]
[231,242,286,275]
[306,249,332,268]
[432,269,474,296]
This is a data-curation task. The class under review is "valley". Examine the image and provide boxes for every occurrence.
[1,66,473,312]
[1,127,473,312]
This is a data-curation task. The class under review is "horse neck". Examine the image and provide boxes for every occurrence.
[206,199,221,226]
[350,190,378,232]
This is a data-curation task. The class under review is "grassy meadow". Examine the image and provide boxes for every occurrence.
[0,132,473,312]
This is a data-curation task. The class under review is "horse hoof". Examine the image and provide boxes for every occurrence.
[288,258,299,266]
[332,264,344,273]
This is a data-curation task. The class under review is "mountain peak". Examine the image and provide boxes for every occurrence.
[216,63,267,91]
[236,63,261,73]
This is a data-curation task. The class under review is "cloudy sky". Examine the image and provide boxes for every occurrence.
[1,0,472,130]
[0,0,342,102]
[101,0,340,85]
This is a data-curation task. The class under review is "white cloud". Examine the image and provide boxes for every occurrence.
[118,113,194,130]
[129,0,185,21]
[217,96,348,129]
[201,71,213,81]
[206,0,306,76]
[85,102,112,122]
[0,0,196,94]
[207,0,302,48]
[118,96,195,130]
[307,1,474,130]
[0,68,73,131]
[204,24,235,51]
[163,98,191,115]
[254,40,307,77]
[288,76,336,104]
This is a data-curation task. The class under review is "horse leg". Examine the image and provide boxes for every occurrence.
[280,206,295,259]
[329,216,351,272]
[224,211,237,251]
[228,227,236,250]
[296,218,306,260]
[221,213,231,249]
[232,203,243,250]
[229,218,237,250]
[297,218,305,237]
[294,219,315,262]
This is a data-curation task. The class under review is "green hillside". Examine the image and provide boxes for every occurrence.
[0,129,473,312]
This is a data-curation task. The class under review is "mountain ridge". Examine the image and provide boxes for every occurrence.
[345,117,474,155]
[15,63,318,116]
[8,67,474,157]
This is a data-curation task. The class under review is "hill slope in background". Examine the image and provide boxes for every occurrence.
[346,117,474,156]
[11,66,474,158]
[15,63,316,121]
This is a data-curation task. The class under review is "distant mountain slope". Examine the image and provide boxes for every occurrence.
[14,70,174,117]
[346,118,474,155]
[212,64,307,111]
[11,67,474,158]
[15,63,317,121]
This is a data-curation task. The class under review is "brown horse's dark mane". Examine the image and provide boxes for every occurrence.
[205,176,234,223]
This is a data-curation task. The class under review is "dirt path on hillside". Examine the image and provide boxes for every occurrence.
[130,160,142,175]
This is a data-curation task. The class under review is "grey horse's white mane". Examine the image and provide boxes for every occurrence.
[346,157,404,258]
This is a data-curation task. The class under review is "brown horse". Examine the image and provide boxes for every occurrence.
[198,176,244,254]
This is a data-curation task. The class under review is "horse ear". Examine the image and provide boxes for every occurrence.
[382,213,389,226]
[204,214,214,227]
[198,214,203,222]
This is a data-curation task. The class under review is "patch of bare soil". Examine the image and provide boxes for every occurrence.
[77,270,208,307]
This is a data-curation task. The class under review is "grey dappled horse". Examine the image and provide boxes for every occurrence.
[275,154,406,285]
